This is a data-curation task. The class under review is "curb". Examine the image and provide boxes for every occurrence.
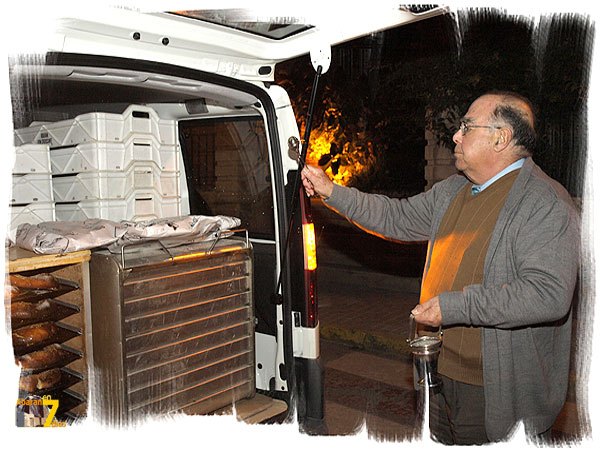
[320,323,412,357]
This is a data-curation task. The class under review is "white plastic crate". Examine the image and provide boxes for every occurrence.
[55,195,180,222]
[52,166,179,202]
[50,139,179,174]
[11,174,54,205]
[9,202,55,240]
[12,144,51,174]
[13,105,177,147]
[13,122,50,147]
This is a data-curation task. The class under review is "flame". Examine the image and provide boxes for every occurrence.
[302,104,377,186]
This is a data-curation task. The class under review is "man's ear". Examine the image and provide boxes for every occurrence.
[494,127,513,152]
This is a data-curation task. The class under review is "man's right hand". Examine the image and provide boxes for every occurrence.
[301,165,334,199]
[411,296,442,327]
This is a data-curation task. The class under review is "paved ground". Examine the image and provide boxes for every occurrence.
[320,338,421,441]
[318,265,419,356]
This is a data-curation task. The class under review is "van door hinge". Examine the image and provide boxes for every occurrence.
[292,311,320,359]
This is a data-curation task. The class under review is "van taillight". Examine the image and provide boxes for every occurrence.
[303,223,317,271]
[305,269,317,327]
[302,219,318,328]
[299,188,317,328]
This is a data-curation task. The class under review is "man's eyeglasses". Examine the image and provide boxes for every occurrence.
[459,120,502,135]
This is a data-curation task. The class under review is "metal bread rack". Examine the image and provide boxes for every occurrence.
[117,228,249,268]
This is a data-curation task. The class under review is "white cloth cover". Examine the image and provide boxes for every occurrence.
[14,215,241,254]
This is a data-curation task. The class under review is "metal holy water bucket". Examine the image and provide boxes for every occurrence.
[407,314,443,391]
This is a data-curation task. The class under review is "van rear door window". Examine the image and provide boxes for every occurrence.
[179,117,275,240]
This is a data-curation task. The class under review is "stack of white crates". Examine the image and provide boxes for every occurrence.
[9,144,55,239]
[13,105,181,226]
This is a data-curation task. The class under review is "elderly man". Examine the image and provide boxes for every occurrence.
[301,91,579,444]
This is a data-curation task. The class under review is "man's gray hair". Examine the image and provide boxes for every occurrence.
[485,90,537,156]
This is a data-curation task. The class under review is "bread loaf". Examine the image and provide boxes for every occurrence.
[9,273,60,290]
[19,368,62,392]
[11,300,51,320]
[17,344,77,371]
[12,322,59,348]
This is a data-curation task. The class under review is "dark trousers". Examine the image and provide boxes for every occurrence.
[428,375,490,445]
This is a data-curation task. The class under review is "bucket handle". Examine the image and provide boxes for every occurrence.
[407,313,442,344]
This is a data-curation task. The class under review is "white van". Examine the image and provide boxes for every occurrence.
[5,6,445,431]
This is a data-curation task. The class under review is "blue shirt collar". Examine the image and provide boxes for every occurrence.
[471,158,525,195]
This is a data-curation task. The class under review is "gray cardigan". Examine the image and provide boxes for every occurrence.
[324,157,580,441]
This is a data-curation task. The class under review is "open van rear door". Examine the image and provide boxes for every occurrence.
[48,6,446,80]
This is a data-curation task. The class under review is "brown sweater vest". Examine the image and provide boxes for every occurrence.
[420,170,519,385]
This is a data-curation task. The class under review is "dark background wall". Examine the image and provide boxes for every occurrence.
[276,9,594,198]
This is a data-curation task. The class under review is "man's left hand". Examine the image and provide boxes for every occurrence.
[411,296,442,327]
